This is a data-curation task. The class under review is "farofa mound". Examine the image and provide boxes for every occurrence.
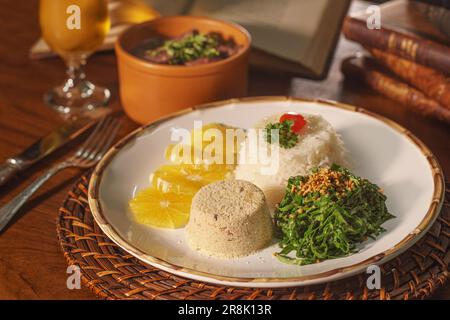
[186,180,273,259]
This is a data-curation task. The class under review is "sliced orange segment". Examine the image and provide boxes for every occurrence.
[150,164,233,194]
[130,123,242,229]
[165,123,243,165]
[129,187,191,229]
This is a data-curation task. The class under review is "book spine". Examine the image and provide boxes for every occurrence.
[413,0,450,10]
[412,1,450,38]
[341,56,450,124]
[369,48,450,109]
[342,17,450,75]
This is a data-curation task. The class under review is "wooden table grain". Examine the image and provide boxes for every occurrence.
[0,0,448,300]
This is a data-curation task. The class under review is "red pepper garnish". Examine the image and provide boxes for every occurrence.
[279,113,306,133]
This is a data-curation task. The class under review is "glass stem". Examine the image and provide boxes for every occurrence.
[61,56,96,100]
[43,52,110,116]
[63,57,87,93]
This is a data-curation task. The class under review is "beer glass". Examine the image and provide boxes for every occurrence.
[39,0,111,116]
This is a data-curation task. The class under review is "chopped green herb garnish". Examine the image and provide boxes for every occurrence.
[265,120,299,149]
[147,32,220,65]
[274,164,395,265]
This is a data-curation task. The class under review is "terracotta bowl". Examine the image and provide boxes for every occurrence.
[115,16,251,124]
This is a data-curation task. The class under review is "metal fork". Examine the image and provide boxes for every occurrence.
[0,115,122,233]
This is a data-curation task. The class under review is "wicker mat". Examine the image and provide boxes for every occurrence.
[56,173,450,300]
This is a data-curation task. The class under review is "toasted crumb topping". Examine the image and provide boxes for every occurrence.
[292,167,355,197]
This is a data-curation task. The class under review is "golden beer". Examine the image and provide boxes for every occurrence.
[39,0,111,115]
[40,0,110,59]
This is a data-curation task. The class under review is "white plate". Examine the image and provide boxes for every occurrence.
[88,97,444,288]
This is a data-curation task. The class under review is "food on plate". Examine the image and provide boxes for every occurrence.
[128,115,395,267]
[129,123,238,229]
[186,180,273,258]
[274,164,395,265]
[150,164,233,195]
[130,163,231,229]
[129,188,191,229]
[165,123,242,165]
[235,113,348,208]
[134,30,239,66]
[265,112,307,148]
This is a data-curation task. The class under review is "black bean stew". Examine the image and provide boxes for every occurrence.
[133,30,239,66]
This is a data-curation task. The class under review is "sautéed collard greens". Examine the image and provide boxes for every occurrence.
[274,164,395,265]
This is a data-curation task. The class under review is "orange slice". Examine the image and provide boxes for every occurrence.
[129,187,191,229]
[130,123,242,229]
[150,164,233,195]
[165,123,243,165]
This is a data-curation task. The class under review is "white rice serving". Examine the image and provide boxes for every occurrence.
[234,113,349,208]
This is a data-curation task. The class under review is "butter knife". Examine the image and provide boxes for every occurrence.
[0,117,97,187]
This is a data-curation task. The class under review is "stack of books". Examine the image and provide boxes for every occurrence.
[341,0,450,124]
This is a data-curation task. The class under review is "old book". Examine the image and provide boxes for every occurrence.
[183,0,350,79]
[368,48,450,109]
[341,56,450,124]
[31,0,350,79]
[413,0,450,10]
[412,1,450,39]
[342,0,450,75]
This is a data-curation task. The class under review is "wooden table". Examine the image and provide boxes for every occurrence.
[0,0,448,300]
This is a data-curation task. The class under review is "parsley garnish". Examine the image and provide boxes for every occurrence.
[264,120,299,149]
[147,32,220,65]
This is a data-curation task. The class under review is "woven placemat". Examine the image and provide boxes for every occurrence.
[56,173,450,300]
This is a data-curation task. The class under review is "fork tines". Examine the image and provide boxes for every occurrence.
[72,115,122,166]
